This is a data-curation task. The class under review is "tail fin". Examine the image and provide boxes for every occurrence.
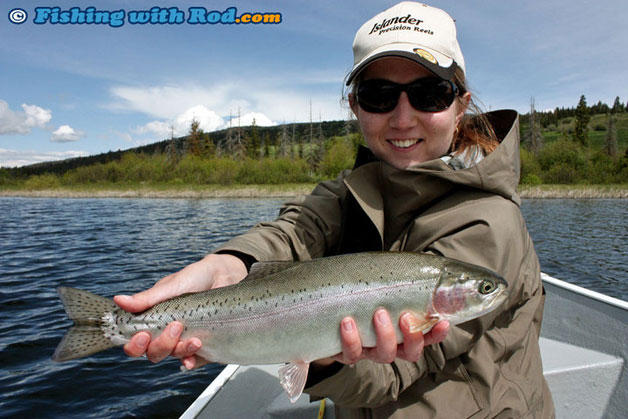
[52,287,118,362]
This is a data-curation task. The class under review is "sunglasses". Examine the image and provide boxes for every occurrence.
[356,78,460,113]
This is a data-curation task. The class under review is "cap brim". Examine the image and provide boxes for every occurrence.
[346,44,458,85]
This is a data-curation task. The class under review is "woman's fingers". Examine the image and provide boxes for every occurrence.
[423,320,449,346]
[123,331,151,358]
[397,313,425,362]
[145,322,184,363]
[123,326,203,366]
[172,337,202,359]
[335,317,363,364]
[366,309,397,363]
[181,354,211,370]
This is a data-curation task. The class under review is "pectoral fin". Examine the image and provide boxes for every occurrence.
[278,361,309,403]
[405,311,440,334]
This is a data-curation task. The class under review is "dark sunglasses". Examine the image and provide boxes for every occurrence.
[356,78,460,113]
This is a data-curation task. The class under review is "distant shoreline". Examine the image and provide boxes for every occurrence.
[2,184,628,199]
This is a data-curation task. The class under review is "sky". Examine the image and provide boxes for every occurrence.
[1,0,627,167]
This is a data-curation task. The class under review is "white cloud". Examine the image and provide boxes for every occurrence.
[0,100,52,135]
[174,105,224,134]
[133,105,225,139]
[108,84,235,120]
[108,81,344,129]
[0,148,89,168]
[51,125,84,142]
[107,77,349,145]
[134,120,171,138]
[231,112,276,127]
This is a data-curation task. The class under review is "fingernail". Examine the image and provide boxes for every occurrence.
[188,342,200,352]
[342,318,354,332]
[170,323,182,338]
[136,334,149,347]
[377,310,390,326]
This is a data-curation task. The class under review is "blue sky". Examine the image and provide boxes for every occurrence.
[1,0,627,167]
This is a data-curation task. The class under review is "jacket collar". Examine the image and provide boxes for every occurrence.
[343,110,520,249]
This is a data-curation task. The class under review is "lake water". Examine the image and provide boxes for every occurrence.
[1,197,626,418]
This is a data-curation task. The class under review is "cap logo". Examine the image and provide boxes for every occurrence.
[368,14,433,36]
[413,48,438,65]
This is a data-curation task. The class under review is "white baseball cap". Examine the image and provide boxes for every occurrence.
[346,2,465,85]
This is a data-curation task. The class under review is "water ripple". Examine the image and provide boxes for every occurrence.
[0,196,625,417]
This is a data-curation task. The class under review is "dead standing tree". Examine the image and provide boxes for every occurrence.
[526,98,543,155]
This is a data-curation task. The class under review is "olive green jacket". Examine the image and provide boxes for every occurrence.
[216,110,555,418]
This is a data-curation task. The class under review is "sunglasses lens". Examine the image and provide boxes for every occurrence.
[357,80,399,113]
[356,78,457,113]
[407,79,456,112]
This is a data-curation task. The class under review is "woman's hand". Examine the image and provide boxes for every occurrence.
[113,253,248,369]
[313,310,449,368]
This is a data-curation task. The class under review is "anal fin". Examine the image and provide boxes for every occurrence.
[278,361,309,403]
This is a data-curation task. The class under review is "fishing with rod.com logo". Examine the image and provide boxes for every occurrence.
[8,6,282,27]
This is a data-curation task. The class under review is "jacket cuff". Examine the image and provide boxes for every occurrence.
[214,249,258,272]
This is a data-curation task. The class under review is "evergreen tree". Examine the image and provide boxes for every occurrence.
[202,133,216,158]
[612,96,624,114]
[247,118,260,158]
[187,119,203,156]
[573,95,590,147]
[263,133,272,158]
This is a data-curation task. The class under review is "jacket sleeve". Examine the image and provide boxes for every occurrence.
[213,172,349,262]
[305,195,543,408]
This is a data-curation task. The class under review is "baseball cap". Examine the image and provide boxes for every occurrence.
[346,2,465,85]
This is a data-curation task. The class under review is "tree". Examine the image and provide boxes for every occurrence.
[612,96,624,114]
[246,118,260,158]
[202,134,216,158]
[526,98,543,155]
[573,95,590,147]
[187,119,203,156]
[165,124,178,164]
[278,122,290,158]
[605,115,618,157]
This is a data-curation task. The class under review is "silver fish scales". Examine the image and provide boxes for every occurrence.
[53,251,507,401]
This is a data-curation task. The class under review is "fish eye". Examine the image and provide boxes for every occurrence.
[479,279,495,295]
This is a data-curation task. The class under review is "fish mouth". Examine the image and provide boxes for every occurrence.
[387,138,423,149]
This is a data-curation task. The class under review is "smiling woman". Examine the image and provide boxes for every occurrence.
[348,58,467,169]
[114,2,555,418]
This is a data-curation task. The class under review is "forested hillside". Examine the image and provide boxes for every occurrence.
[2,95,627,188]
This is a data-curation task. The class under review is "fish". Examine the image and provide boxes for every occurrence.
[52,251,508,402]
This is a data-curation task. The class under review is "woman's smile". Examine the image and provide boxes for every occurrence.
[351,57,469,169]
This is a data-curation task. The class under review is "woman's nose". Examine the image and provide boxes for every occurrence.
[389,92,418,128]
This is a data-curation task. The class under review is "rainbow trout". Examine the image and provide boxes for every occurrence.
[53,252,507,401]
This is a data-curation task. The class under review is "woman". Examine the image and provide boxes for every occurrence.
[116,2,554,417]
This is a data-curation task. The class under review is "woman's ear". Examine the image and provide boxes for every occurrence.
[456,92,471,125]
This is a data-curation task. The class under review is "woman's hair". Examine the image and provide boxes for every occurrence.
[450,67,499,156]
[345,64,500,157]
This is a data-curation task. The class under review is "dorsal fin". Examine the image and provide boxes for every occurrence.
[243,261,300,282]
